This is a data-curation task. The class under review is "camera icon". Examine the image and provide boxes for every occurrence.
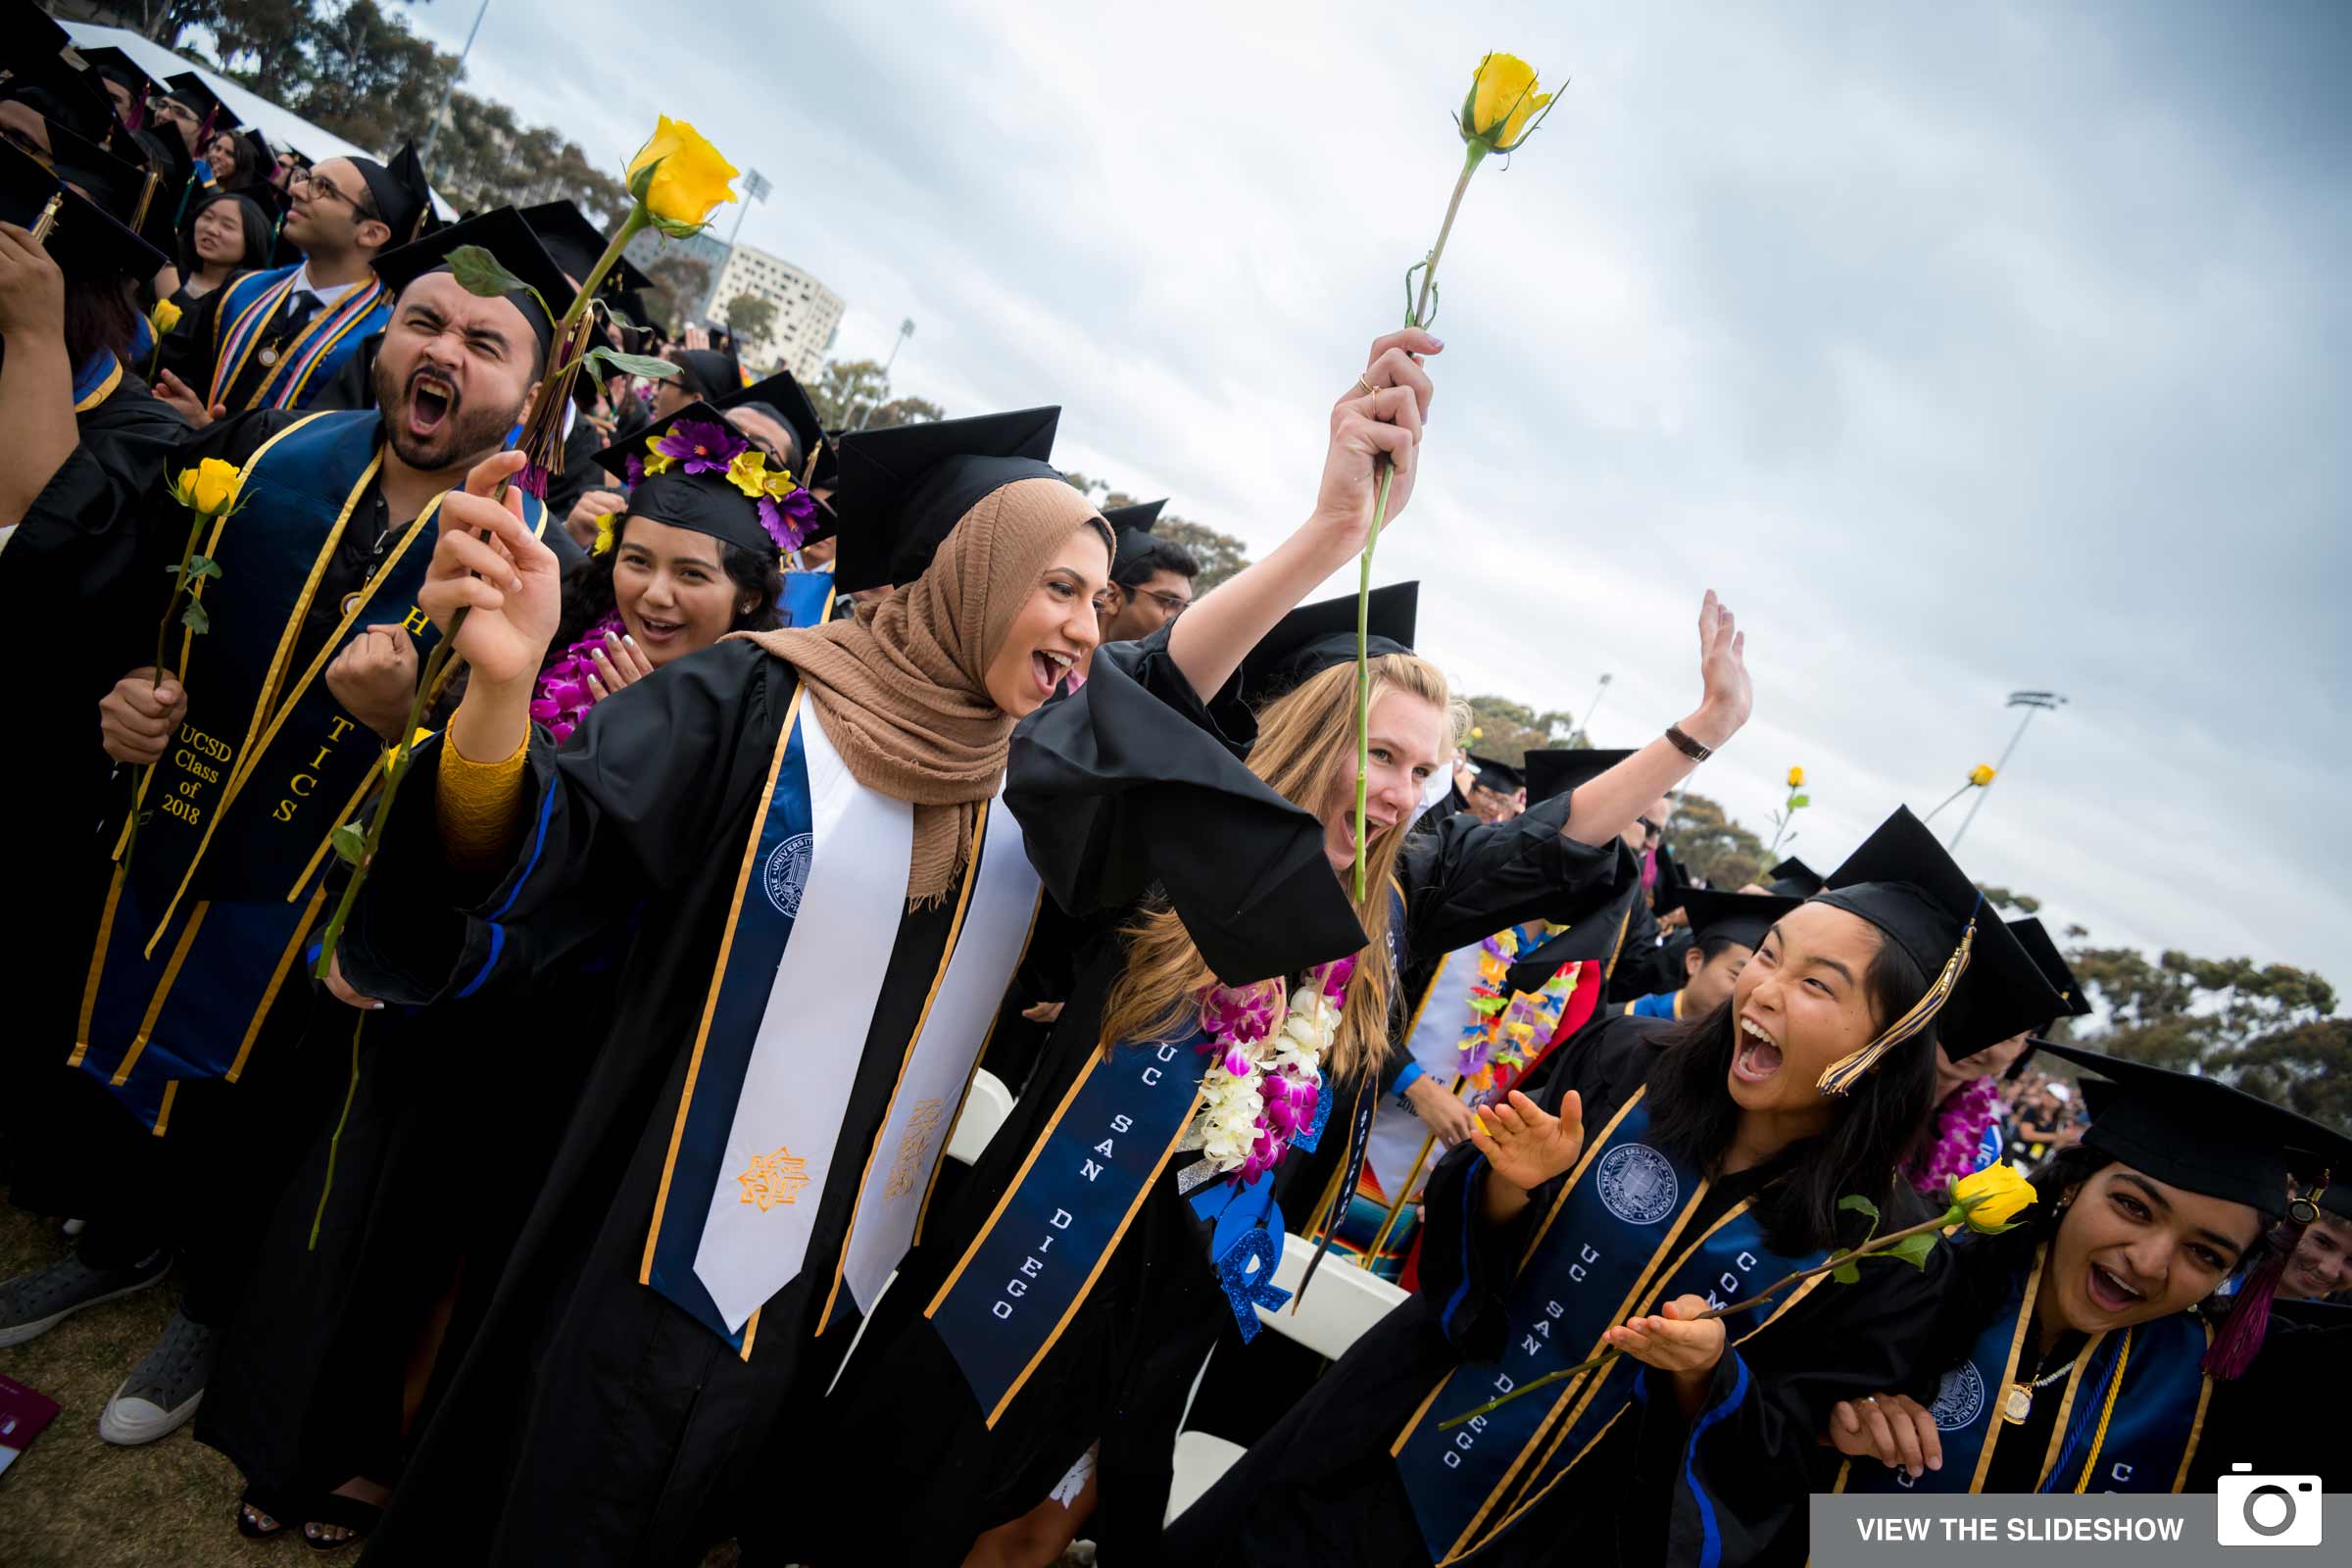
[2217,1463,2322,1546]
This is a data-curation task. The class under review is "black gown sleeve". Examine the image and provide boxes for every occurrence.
[339,638,784,1005]
[1395,790,1632,964]
[154,282,227,397]
[1006,624,1364,986]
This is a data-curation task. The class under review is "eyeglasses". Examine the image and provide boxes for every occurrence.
[151,97,197,124]
[290,171,377,220]
[1133,588,1192,617]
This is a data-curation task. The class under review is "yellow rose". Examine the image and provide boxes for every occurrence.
[1788,765,1805,788]
[625,117,739,232]
[149,298,183,336]
[1970,763,1997,787]
[724,447,768,499]
[1952,1161,2036,1231]
[171,457,242,515]
[593,514,617,558]
[1459,53,1557,154]
[1469,726,1484,740]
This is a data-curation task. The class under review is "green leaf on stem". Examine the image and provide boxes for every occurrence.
[189,555,221,579]
[1837,1195,1880,1221]
[587,346,681,379]
[600,300,642,332]
[448,243,527,301]
[181,599,211,634]
[1832,1261,1861,1286]
[1789,794,1810,808]
[329,822,368,865]
[1885,1230,1940,1270]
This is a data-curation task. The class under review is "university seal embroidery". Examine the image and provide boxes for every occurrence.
[1595,1142,1679,1226]
[1928,1360,1987,1432]
[763,831,813,917]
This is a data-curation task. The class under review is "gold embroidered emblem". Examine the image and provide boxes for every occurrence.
[736,1145,812,1211]
[884,1099,949,1201]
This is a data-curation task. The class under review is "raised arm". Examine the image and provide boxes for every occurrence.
[1558,590,1752,849]
[1163,328,1440,700]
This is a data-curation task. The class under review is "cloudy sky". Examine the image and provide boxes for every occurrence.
[396,0,2350,983]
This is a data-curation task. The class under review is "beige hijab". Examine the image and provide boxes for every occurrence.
[733,476,1112,904]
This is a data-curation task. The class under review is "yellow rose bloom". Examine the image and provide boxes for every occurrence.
[1788,765,1805,788]
[593,514,617,558]
[1970,763,1997,787]
[625,117,739,232]
[172,457,242,515]
[149,298,183,336]
[724,448,768,499]
[1952,1161,2036,1231]
[1460,53,1556,154]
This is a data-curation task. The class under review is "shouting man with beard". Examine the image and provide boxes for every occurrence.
[0,212,570,1453]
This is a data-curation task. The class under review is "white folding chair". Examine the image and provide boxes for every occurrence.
[946,1068,1014,1165]
[1165,1232,1410,1523]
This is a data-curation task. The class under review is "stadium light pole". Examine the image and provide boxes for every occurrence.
[702,168,772,323]
[1566,672,1612,748]
[1948,690,2067,851]
[417,0,494,175]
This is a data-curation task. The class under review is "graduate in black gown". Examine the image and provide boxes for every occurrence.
[320,391,1164,1564]
[798,340,1768,1568]
[1822,1044,2352,1496]
[1167,807,2063,1568]
[0,209,565,1449]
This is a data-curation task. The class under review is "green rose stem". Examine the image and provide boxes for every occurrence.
[121,502,220,873]
[307,206,655,987]
[1436,1206,1968,1430]
[1352,141,1487,897]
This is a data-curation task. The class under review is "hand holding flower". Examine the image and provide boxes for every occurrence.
[1310,329,1440,555]
[1605,1295,1727,1414]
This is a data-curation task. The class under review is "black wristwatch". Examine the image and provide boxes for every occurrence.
[1665,723,1712,762]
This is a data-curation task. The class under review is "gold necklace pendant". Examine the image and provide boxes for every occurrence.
[258,345,279,368]
[2003,1383,2034,1424]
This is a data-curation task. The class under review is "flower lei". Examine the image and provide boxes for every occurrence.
[1187,957,1353,1185]
[528,611,621,744]
[619,416,817,555]
[1907,1074,2002,1193]
[1454,924,1579,1092]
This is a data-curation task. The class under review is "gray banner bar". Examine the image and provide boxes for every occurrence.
[1811,1490,2341,1566]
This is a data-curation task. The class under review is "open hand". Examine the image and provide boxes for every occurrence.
[154,369,227,428]
[564,488,627,552]
[1828,1392,1941,1480]
[584,627,654,703]
[1468,1088,1583,1193]
[419,451,561,690]
[1677,591,1751,753]
[1605,1295,1727,1383]
[1310,328,1440,552]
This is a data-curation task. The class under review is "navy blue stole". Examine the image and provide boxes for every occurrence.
[75,412,543,1130]
[1840,1246,2212,1495]
[1391,1091,1827,1563]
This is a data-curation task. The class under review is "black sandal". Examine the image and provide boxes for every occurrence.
[237,1484,295,1540]
[301,1494,384,1552]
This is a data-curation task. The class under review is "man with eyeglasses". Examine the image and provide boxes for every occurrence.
[152,142,434,423]
[1096,499,1200,644]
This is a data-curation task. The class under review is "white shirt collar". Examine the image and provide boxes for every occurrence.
[289,261,360,310]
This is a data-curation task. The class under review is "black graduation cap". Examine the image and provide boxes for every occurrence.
[1808,808,2063,1090]
[808,426,844,492]
[2007,917,2092,1020]
[372,206,576,353]
[1,46,119,144]
[350,139,436,244]
[1103,498,1166,540]
[0,141,165,282]
[831,406,1064,593]
[1765,856,1827,898]
[2033,1042,2344,1218]
[595,400,800,558]
[1652,842,1691,917]
[717,369,822,475]
[519,200,652,295]
[1504,866,1647,993]
[1521,748,1633,808]
[1233,581,1418,707]
[1679,888,1801,953]
[1464,755,1525,796]
[670,345,741,400]
[12,0,71,58]
[36,118,154,230]
[76,46,162,112]
[162,72,229,138]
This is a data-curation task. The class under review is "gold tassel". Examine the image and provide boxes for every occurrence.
[1815,913,1978,1096]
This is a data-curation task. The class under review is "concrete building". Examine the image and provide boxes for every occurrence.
[703,243,845,380]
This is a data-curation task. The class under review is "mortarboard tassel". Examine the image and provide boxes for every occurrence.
[2204,1212,2303,1380]
[1816,904,1981,1097]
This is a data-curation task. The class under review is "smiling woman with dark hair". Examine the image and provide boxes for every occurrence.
[1167,808,2062,1568]
[169,190,272,312]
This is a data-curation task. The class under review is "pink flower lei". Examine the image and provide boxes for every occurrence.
[1191,957,1353,1186]
[1907,1074,2003,1194]
[528,611,622,744]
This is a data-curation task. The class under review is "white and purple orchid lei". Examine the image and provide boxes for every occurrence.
[1186,957,1353,1186]
[527,611,623,744]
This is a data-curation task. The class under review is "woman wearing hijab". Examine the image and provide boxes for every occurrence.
[797,373,1755,1566]
[1165,808,2065,1568]
[169,189,272,314]
[318,331,1427,1565]
[1826,1044,2352,1498]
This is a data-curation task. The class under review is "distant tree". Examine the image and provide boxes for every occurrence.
[638,253,708,340]
[1666,791,1770,890]
[2070,946,2338,1078]
[864,396,945,427]
[1060,474,1251,592]
[724,292,778,343]
[423,90,628,223]
[1975,883,2043,914]
[808,358,890,429]
[2213,1018,2352,1134]
[209,0,457,156]
[1457,697,1575,767]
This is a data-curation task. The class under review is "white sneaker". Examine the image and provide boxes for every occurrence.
[97,1308,215,1446]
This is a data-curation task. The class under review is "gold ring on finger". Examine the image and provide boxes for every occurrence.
[1357,374,1379,396]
